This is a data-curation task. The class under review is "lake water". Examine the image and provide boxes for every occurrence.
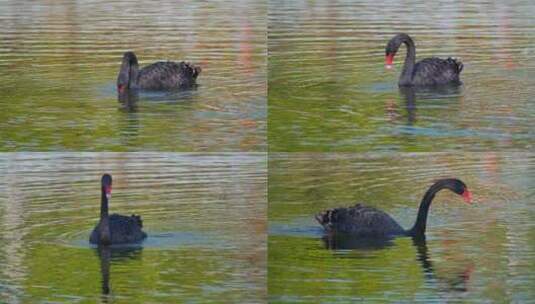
[269,153,534,303]
[0,0,266,151]
[269,0,535,151]
[0,153,266,302]
[2,1,534,302]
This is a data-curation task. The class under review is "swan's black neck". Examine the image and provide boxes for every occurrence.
[128,61,139,88]
[100,186,109,218]
[99,186,111,244]
[398,34,416,86]
[408,179,459,237]
[118,52,139,89]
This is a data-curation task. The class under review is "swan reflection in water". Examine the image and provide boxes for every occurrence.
[387,85,463,125]
[118,89,140,112]
[116,88,198,149]
[95,245,143,298]
[321,234,474,292]
[117,87,198,113]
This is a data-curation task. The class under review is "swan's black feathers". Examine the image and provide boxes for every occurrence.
[315,203,406,237]
[411,57,463,86]
[90,214,147,244]
[131,214,143,228]
[137,61,201,90]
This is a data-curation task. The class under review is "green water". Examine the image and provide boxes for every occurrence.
[0,153,267,302]
[1,0,535,302]
[268,153,535,303]
[0,0,267,151]
[269,0,535,151]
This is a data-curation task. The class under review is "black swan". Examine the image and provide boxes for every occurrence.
[315,178,472,239]
[89,174,147,245]
[117,51,201,92]
[385,34,463,86]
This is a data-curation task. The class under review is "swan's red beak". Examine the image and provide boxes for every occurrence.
[462,189,472,204]
[385,54,394,69]
[105,185,112,199]
[118,84,126,93]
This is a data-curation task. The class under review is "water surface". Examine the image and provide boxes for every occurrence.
[269,153,534,303]
[269,0,535,151]
[0,0,266,151]
[0,153,266,302]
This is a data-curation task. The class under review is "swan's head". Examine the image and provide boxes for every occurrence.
[385,33,413,69]
[117,51,139,93]
[437,178,472,204]
[101,174,113,200]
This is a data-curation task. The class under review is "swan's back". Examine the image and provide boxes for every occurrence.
[315,203,406,237]
[138,61,201,90]
[411,57,463,86]
[90,214,146,244]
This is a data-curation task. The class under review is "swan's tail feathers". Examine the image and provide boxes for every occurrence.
[131,214,143,228]
[447,57,463,74]
[315,209,335,230]
[180,61,202,79]
[193,65,202,78]
[457,61,463,73]
[315,212,325,225]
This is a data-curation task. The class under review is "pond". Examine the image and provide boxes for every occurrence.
[0,0,266,151]
[0,153,266,302]
[269,153,534,303]
[269,0,535,151]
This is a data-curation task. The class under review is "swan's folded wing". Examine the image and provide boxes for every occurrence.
[109,214,146,243]
[413,57,463,85]
[136,60,201,90]
[315,204,370,233]
[316,204,405,236]
[178,61,201,79]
